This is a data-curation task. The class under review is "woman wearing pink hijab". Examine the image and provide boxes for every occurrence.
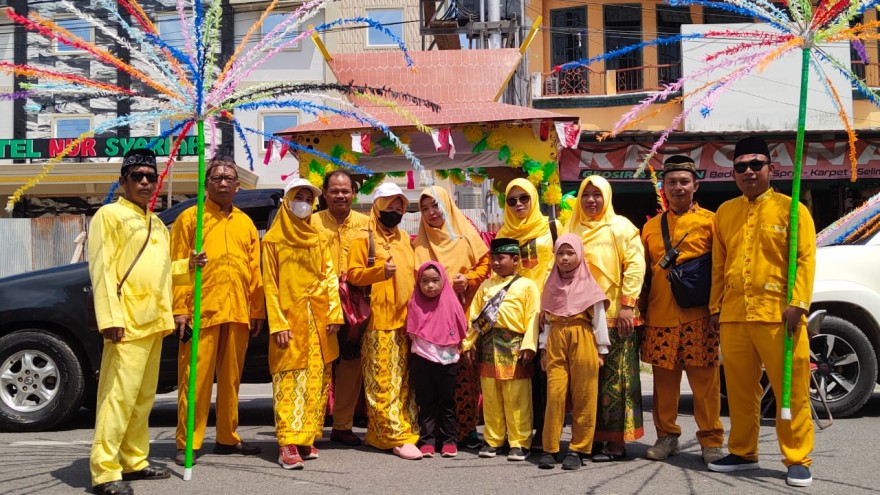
[537,233,610,471]
[406,261,469,459]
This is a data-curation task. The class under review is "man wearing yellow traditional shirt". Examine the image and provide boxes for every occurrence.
[88,149,204,495]
[312,170,371,447]
[641,156,724,465]
[707,137,816,488]
[171,156,265,465]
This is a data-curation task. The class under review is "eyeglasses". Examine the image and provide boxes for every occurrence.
[127,171,159,183]
[733,159,769,174]
[208,175,238,184]
[506,195,531,207]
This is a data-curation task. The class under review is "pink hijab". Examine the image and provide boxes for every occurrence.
[542,233,609,317]
[407,261,468,346]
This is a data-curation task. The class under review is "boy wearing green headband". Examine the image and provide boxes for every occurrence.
[463,238,540,462]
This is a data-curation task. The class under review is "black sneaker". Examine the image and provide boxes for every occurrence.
[507,447,529,461]
[708,454,760,473]
[464,432,483,449]
[786,465,812,487]
[561,452,583,470]
[214,440,262,456]
[478,445,498,458]
[538,452,557,469]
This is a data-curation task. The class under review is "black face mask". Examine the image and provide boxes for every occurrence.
[378,210,403,229]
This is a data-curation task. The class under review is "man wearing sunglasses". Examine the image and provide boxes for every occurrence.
[171,155,266,466]
[88,148,205,495]
[707,137,816,487]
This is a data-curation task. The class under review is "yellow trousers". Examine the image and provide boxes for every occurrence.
[273,316,331,447]
[652,364,723,448]
[361,328,420,449]
[176,322,249,449]
[542,323,599,455]
[332,356,363,431]
[481,376,532,449]
[90,333,163,486]
[720,321,814,466]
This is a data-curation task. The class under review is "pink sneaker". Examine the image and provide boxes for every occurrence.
[278,445,304,470]
[297,445,319,460]
[441,444,458,457]
[419,444,435,458]
[392,443,423,460]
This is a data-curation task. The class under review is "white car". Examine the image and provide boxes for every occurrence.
[811,198,880,417]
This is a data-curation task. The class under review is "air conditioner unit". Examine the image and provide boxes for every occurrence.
[456,186,483,210]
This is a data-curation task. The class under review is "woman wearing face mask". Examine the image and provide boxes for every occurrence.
[263,178,343,470]
[347,182,422,460]
[564,175,646,462]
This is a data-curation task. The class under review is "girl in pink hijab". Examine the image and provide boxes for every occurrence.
[406,261,468,459]
[537,233,609,471]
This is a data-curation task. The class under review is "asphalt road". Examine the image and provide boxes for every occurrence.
[1,376,878,495]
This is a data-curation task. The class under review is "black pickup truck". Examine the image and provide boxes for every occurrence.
[0,189,283,431]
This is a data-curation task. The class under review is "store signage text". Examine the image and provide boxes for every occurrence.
[0,136,200,159]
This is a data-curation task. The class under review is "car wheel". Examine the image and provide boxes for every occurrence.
[0,330,85,431]
[810,316,879,418]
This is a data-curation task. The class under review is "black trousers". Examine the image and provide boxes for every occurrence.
[410,354,459,447]
[532,350,547,446]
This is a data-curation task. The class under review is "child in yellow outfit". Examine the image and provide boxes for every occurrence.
[537,233,610,471]
[463,237,539,462]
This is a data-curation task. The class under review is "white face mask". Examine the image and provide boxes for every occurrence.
[289,200,312,219]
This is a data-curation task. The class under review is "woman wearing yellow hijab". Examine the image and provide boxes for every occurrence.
[496,178,561,451]
[263,178,342,470]
[564,175,646,461]
[413,185,490,449]
[347,182,421,460]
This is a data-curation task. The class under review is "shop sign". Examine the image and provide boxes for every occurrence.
[560,140,880,182]
[0,136,200,160]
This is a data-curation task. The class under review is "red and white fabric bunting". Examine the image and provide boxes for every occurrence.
[555,121,582,149]
[431,128,455,159]
[264,139,289,165]
[352,132,371,154]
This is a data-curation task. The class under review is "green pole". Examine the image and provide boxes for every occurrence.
[782,47,810,421]
[183,120,206,479]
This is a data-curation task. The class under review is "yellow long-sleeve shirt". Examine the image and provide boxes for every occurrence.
[347,233,415,331]
[642,205,714,327]
[311,209,370,274]
[462,274,540,352]
[583,217,646,325]
[710,189,816,323]
[88,197,190,341]
[171,199,265,327]
[262,234,342,373]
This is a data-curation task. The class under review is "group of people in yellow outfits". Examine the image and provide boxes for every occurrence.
[87,134,817,494]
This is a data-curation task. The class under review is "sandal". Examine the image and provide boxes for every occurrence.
[93,481,133,495]
[121,465,170,481]
[591,448,628,463]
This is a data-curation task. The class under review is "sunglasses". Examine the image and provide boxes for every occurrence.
[733,159,769,174]
[127,171,159,183]
[506,195,531,207]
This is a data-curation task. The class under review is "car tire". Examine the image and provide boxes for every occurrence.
[811,316,879,418]
[0,330,85,432]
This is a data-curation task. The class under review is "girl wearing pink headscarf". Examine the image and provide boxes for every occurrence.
[536,233,610,471]
[406,261,469,459]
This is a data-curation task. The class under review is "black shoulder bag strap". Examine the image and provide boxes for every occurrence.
[660,211,673,255]
[549,217,558,244]
[363,230,375,299]
[117,216,152,299]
